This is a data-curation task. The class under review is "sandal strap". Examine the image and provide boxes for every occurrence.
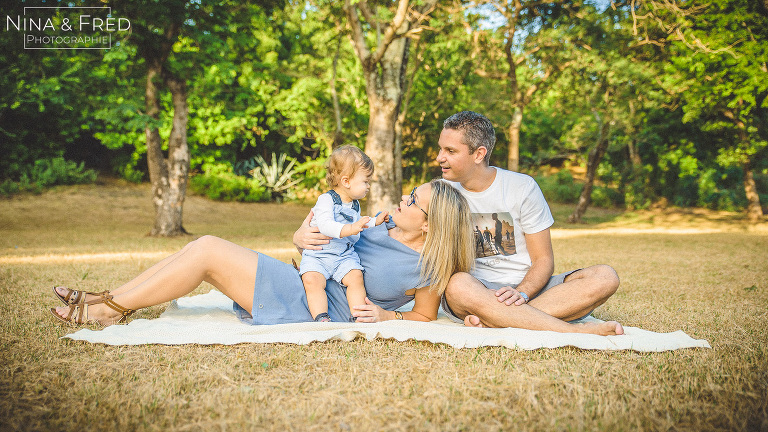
[89,292,135,318]
[56,287,111,305]
[64,292,134,324]
[70,290,84,304]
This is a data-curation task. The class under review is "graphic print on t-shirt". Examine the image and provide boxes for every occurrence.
[472,212,516,258]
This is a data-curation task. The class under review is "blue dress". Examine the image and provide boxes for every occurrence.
[233,222,425,324]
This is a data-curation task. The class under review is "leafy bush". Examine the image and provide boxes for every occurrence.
[0,157,96,197]
[536,171,622,208]
[30,157,97,186]
[117,164,145,184]
[189,163,265,202]
[536,171,582,204]
[590,186,622,208]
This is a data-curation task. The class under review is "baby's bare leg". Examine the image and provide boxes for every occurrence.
[341,270,366,316]
[302,271,329,320]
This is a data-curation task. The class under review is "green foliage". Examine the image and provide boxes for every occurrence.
[2,0,765,217]
[623,178,655,211]
[0,157,97,197]
[536,171,582,204]
[590,186,623,208]
[536,171,622,208]
[30,157,97,186]
[247,153,303,202]
[189,164,265,202]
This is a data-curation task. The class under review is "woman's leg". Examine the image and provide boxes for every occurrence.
[444,273,623,335]
[53,236,259,324]
[54,242,195,301]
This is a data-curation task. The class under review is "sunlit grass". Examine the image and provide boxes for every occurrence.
[1,182,766,431]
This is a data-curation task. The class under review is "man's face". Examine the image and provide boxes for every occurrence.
[436,128,481,183]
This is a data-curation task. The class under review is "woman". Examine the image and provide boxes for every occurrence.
[51,180,475,325]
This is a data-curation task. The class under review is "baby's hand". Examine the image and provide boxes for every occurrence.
[340,216,371,237]
[374,211,390,226]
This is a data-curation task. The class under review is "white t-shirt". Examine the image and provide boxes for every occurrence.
[444,167,554,285]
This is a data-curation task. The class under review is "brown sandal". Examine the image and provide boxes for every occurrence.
[50,291,135,326]
[52,286,108,306]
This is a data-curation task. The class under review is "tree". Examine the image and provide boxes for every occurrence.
[343,0,438,212]
[469,1,580,172]
[95,0,283,236]
[563,4,658,222]
[0,4,98,180]
[626,0,768,222]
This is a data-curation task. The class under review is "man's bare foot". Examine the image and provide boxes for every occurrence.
[463,315,484,328]
[579,320,624,336]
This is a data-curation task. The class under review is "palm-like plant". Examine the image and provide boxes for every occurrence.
[248,153,303,202]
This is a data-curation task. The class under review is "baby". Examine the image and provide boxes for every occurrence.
[301,145,388,322]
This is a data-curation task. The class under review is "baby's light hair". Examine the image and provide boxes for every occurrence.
[326,145,374,187]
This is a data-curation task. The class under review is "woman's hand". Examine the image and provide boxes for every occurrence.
[495,286,527,306]
[351,297,390,323]
[293,211,331,252]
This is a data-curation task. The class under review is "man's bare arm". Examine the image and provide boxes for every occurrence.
[292,211,331,254]
[514,228,555,300]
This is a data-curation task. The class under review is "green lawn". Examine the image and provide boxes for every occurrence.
[1,181,766,431]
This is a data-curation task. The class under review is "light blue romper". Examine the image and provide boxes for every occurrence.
[233,221,425,324]
[300,190,365,284]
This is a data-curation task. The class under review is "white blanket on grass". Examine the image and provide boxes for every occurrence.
[65,290,711,351]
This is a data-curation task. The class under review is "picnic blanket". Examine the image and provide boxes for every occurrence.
[65,290,711,352]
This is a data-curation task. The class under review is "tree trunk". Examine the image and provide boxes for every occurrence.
[394,36,421,195]
[627,100,642,167]
[144,59,189,237]
[569,113,610,223]
[331,33,344,150]
[159,74,190,235]
[627,139,642,167]
[345,0,435,213]
[507,106,522,171]
[357,21,411,213]
[364,34,406,213]
[744,160,764,223]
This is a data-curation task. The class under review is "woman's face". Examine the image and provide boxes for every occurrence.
[393,182,431,230]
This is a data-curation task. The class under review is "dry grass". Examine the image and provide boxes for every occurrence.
[1,181,767,431]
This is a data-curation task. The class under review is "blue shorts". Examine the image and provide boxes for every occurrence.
[299,246,364,285]
[440,269,593,324]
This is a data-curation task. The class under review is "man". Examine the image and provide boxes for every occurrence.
[437,111,620,329]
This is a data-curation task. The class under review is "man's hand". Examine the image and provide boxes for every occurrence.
[495,286,528,306]
[340,216,371,238]
[293,211,331,253]
[374,211,390,226]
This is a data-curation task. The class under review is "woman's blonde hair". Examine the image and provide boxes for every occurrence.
[326,145,373,188]
[419,180,475,296]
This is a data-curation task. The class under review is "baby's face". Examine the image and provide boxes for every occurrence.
[347,169,372,200]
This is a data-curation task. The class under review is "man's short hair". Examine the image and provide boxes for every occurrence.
[442,111,496,164]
